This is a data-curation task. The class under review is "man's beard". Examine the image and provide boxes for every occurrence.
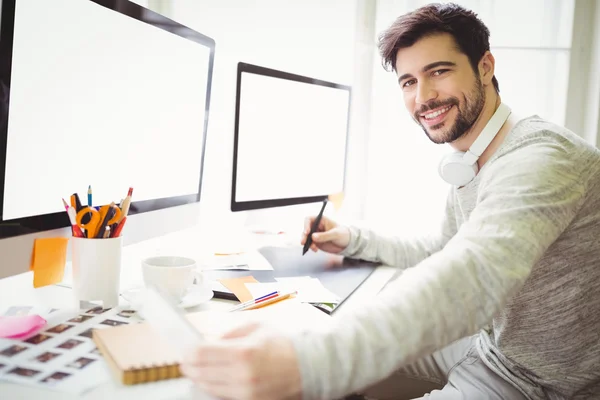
[414,78,485,145]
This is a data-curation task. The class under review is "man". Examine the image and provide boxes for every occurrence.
[181,3,600,400]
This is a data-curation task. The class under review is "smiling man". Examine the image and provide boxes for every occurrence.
[180,4,600,400]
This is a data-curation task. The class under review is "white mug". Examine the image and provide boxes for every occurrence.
[141,256,203,303]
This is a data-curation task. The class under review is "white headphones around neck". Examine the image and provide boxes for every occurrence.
[438,103,511,186]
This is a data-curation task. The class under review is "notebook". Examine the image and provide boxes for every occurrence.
[93,301,330,385]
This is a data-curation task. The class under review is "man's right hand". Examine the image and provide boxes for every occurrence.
[300,215,351,254]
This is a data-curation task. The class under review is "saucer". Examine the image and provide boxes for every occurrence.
[121,285,214,309]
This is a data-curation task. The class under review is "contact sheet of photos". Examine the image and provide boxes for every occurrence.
[0,305,139,394]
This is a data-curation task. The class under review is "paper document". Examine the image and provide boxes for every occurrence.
[245,277,340,304]
[137,287,204,356]
[218,276,259,302]
[244,282,280,300]
[274,276,313,282]
[200,250,273,271]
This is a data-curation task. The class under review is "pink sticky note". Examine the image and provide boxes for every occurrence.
[0,315,47,339]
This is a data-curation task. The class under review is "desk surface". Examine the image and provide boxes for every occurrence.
[0,255,396,400]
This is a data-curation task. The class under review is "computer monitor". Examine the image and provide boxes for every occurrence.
[231,62,351,212]
[0,0,215,279]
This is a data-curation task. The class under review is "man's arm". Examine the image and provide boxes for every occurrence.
[291,145,594,400]
[339,189,457,268]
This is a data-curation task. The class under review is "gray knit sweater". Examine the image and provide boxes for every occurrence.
[291,116,600,400]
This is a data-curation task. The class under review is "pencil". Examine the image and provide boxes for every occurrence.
[119,187,133,222]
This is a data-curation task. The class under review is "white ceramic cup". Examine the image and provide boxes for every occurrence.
[141,256,203,303]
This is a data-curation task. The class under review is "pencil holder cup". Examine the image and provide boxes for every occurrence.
[71,236,123,309]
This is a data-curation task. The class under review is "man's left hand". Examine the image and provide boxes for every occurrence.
[180,322,303,400]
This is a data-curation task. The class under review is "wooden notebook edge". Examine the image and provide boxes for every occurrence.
[93,329,182,385]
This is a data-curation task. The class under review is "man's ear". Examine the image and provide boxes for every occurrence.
[478,51,495,86]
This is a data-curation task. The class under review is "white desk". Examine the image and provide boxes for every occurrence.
[0,246,396,400]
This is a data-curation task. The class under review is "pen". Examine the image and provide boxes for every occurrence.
[229,290,280,312]
[241,291,297,311]
[302,198,328,255]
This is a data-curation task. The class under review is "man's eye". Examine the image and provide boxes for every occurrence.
[433,69,449,76]
[402,79,416,88]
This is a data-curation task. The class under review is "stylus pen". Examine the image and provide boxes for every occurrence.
[303,198,328,256]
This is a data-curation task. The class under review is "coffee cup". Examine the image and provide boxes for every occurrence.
[141,256,203,303]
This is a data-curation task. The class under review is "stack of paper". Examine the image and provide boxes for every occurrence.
[245,276,340,304]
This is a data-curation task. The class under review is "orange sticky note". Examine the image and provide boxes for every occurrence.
[29,238,69,288]
[218,276,258,303]
[328,192,344,211]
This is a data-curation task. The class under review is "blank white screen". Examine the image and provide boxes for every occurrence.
[235,72,349,203]
[3,0,210,220]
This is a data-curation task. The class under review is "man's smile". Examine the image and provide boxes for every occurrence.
[420,104,454,127]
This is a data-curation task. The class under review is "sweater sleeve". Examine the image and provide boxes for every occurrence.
[291,143,591,400]
[339,188,457,268]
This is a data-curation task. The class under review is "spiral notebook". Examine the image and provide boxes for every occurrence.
[93,301,330,385]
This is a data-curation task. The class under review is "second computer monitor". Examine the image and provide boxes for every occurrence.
[232,62,351,211]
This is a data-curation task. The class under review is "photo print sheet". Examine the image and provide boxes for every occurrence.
[0,305,140,394]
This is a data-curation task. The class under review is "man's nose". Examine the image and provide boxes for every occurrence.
[415,81,437,105]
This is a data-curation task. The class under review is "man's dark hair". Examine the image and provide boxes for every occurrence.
[378,3,500,93]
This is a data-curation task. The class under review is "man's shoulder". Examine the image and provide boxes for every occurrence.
[493,116,600,166]
[481,116,600,189]
[508,116,591,148]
